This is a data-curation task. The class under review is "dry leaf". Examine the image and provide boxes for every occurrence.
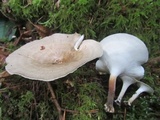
[147,56,160,67]
[0,54,6,65]
[65,79,74,87]
[0,46,9,66]
[0,70,10,78]
[29,22,52,38]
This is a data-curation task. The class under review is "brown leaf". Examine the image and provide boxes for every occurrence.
[147,56,160,66]
[65,79,74,87]
[0,48,9,56]
[30,23,52,38]
[152,68,160,74]
[0,54,6,66]
[0,70,10,78]
[0,47,9,66]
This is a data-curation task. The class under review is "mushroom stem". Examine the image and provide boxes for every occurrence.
[74,35,84,51]
[115,76,136,105]
[104,75,117,113]
[47,82,63,120]
[126,81,154,106]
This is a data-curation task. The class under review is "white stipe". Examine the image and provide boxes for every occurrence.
[74,35,84,51]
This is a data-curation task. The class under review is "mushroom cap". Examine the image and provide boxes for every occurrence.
[136,80,154,94]
[5,33,103,81]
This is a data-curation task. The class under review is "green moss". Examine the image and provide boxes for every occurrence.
[0,0,160,119]
[56,80,107,120]
[2,0,159,54]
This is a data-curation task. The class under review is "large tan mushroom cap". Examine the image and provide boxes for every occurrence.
[5,33,103,81]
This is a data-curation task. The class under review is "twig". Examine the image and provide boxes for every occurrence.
[0,10,16,21]
[47,82,63,120]
[61,108,78,114]
[32,82,39,119]
[29,104,33,120]
[123,108,126,120]
[98,0,101,6]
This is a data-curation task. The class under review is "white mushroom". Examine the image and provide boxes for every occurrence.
[115,76,136,105]
[5,33,103,81]
[125,80,154,106]
[96,33,153,113]
[5,33,103,120]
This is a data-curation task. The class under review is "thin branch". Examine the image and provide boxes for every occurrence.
[47,82,63,120]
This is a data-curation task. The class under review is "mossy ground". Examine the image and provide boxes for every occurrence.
[0,0,160,120]
[1,61,160,120]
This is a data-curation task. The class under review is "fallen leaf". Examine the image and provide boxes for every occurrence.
[0,70,10,78]
[0,54,6,66]
[29,21,52,38]
[0,46,9,66]
[65,79,74,87]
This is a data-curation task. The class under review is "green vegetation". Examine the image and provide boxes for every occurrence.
[0,0,160,120]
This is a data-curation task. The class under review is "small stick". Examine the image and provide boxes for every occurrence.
[123,108,126,120]
[47,82,63,120]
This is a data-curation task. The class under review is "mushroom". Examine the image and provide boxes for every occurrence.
[5,33,103,81]
[125,80,154,106]
[5,33,103,120]
[96,33,153,113]
[114,76,136,105]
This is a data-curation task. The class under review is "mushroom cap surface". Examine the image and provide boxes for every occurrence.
[5,33,103,81]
